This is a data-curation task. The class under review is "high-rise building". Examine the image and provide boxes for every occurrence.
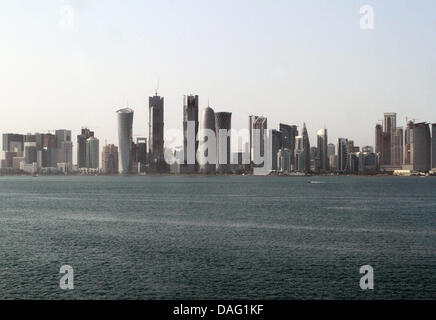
[391,128,403,166]
[249,115,267,166]
[117,108,134,174]
[271,130,282,171]
[55,130,72,149]
[77,128,94,168]
[2,134,24,156]
[301,123,311,173]
[278,148,291,173]
[279,124,292,150]
[24,142,37,164]
[338,138,349,173]
[86,137,100,169]
[149,94,165,172]
[327,143,335,158]
[384,113,397,133]
[58,141,73,168]
[317,128,328,172]
[294,136,305,172]
[215,112,232,174]
[403,121,431,172]
[375,124,383,155]
[199,106,216,174]
[135,137,147,172]
[432,124,436,170]
[183,95,199,170]
[102,144,119,174]
[412,123,431,172]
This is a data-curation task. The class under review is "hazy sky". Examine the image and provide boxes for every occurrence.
[1,0,435,155]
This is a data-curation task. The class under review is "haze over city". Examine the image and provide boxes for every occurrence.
[1,0,436,155]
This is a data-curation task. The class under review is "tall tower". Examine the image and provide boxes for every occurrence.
[86,137,100,169]
[375,124,383,155]
[412,122,431,172]
[302,123,311,173]
[249,115,267,166]
[117,108,134,174]
[77,128,94,168]
[384,112,397,133]
[149,94,165,172]
[432,124,436,170]
[338,138,349,173]
[391,127,403,166]
[215,112,232,174]
[317,128,328,172]
[102,144,119,174]
[183,95,199,170]
[199,106,216,174]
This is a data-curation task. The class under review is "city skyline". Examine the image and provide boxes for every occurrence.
[1,1,436,153]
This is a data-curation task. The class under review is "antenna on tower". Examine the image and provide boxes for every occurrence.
[155,77,160,96]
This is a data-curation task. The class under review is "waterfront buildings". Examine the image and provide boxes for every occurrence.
[102,144,119,174]
[317,128,328,173]
[301,123,311,173]
[117,108,134,174]
[278,148,291,173]
[338,138,349,173]
[432,124,436,170]
[86,137,100,169]
[249,115,267,167]
[149,94,166,173]
[77,128,94,169]
[183,95,199,172]
[391,128,403,167]
[403,122,431,172]
[199,106,216,174]
[215,112,232,174]
[271,129,282,171]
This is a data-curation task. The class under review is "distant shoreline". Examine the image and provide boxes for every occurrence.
[0,173,434,178]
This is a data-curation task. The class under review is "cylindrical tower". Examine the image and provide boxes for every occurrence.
[199,106,216,174]
[214,112,232,174]
[117,108,134,174]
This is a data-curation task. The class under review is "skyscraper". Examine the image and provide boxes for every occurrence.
[375,124,383,155]
[391,127,403,166]
[77,128,94,168]
[215,112,232,174]
[403,121,431,172]
[55,130,71,149]
[2,134,24,156]
[317,128,328,172]
[279,124,292,150]
[384,112,397,133]
[327,143,335,158]
[412,122,431,172]
[249,115,267,166]
[199,106,216,174]
[102,144,119,174]
[117,108,134,174]
[338,138,349,173]
[301,123,311,173]
[432,124,436,170]
[183,95,199,170]
[271,130,282,171]
[86,137,100,169]
[295,136,305,172]
[135,137,147,173]
[149,94,165,172]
